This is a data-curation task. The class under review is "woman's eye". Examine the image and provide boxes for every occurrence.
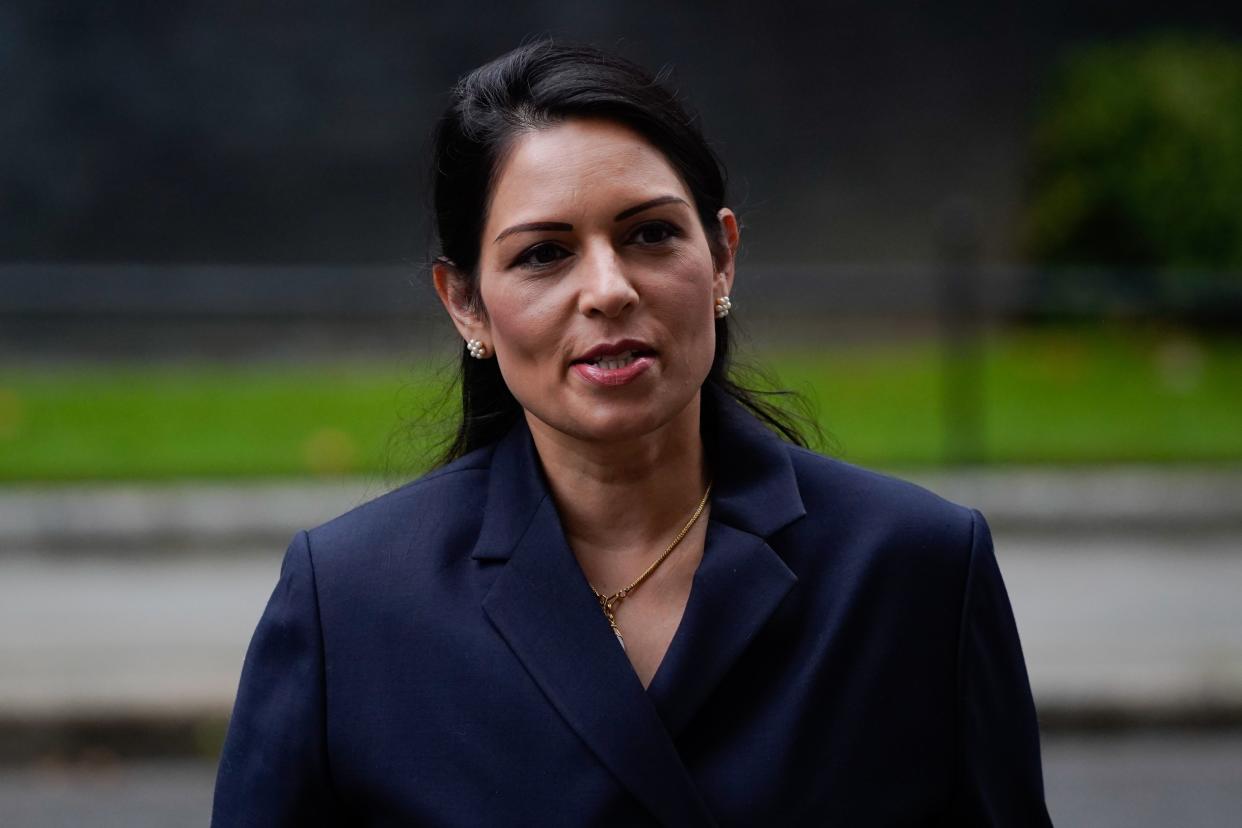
[516,243,569,268]
[632,222,677,245]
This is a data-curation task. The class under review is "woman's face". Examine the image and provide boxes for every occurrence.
[439,117,738,446]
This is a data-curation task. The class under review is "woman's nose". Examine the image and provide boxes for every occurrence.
[576,245,639,318]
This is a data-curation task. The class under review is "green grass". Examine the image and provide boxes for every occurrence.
[0,362,447,482]
[1,328,1239,481]
[777,328,1242,465]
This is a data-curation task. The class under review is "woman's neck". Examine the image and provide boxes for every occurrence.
[525,395,708,558]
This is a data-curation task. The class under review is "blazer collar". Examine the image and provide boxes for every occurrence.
[700,382,807,537]
[472,386,806,826]
[468,418,548,564]
[470,384,807,563]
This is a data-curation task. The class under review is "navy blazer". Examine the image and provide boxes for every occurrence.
[213,389,1052,826]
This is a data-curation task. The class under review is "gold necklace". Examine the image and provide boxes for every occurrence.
[589,481,712,652]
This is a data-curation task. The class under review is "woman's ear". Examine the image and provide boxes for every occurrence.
[715,207,740,297]
[432,260,489,343]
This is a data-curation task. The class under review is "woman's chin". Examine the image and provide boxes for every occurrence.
[549,393,700,447]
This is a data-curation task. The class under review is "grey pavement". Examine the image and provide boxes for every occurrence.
[0,553,273,718]
[0,477,394,552]
[3,532,1240,724]
[1,468,1240,727]
[5,466,1241,551]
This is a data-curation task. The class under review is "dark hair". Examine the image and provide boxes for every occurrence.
[430,40,812,463]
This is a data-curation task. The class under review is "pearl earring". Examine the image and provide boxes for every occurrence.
[466,339,488,359]
[714,295,732,319]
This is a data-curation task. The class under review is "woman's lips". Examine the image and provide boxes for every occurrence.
[571,350,655,386]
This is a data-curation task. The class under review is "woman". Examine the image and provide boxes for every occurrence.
[213,42,1052,826]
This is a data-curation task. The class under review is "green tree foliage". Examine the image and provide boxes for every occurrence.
[1025,35,1242,272]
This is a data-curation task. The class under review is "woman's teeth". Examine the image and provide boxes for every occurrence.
[592,350,636,370]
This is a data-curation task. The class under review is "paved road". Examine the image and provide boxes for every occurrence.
[1002,530,1242,717]
[1043,731,1242,827]
[2,531,1240,718]
[3,731,1241,827]
[2,474,1240,824]
[0,552,274,716]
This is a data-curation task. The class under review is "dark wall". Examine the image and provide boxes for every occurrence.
[5,1,1241,266]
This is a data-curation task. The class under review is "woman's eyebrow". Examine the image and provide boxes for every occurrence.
[492,195,688,242]
[613,195,688,222]
[493,221,573,243]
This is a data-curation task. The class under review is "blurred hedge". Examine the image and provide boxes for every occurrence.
[1025,34,1242,271]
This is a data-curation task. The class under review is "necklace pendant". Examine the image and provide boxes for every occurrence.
[613,628,626,651]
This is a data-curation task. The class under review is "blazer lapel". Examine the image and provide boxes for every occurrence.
[646,386,807,736]
[644,522,797,739]
[474,426,717,827]
[470,388,807,824]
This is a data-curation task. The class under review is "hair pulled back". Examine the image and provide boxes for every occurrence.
[430,41,809,463]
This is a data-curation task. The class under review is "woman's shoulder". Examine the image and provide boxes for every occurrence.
[781,443,983,564]
[300,444,497,569]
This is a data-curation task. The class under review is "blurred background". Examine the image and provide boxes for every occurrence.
[2,1,1241,825]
